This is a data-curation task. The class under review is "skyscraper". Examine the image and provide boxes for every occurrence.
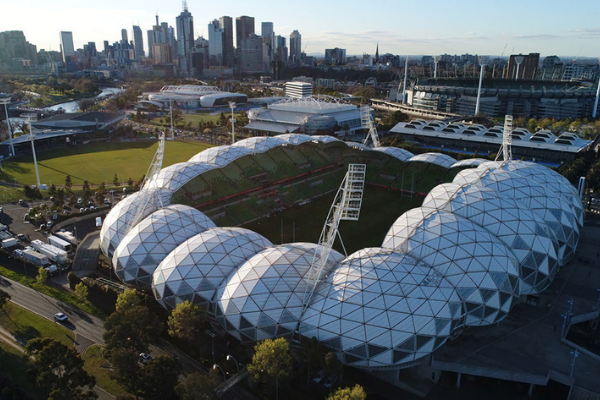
[176,2,194,75]
[261,22,273,38]
[133,25,144,58]
[289,30,301,65]
[59,31,74,63]
[121,29,128,43]
[219,16,234,67]
[208,20,224,66]
[235,16,254,48]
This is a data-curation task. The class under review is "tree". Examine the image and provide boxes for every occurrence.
[248,338,292,400]
[127,177,134,187]
[49,184,57,197]
[82,180,92,203]
[95,182,105,204]
[115,289,144,311]
[68,195,78,208]
[167,301,206,344]
[67,272,81,290]
[327,385,367,400]
[25,338,97,399]
[140,355,181,400]
[65,175,73,193]
[113,173,120,187]
[109,348,142,396]
[75,283,88,302]
[0,289,11,313]
[103,305,162,356]
[176,372,220,400]
[36,267,48,286]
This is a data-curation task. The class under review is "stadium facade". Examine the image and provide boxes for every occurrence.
[100,135,582,370]
[140,85,247,110]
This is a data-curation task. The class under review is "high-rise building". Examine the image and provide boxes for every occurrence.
[0,31,38,67]
[219,16,234,67]
[325,48,346,65]
[133,25,144,58]
[208,20,224,66]
[289,30,301,65]
[147,14,174,62]
[507,53,540,80]
[261,22,273,38]
[261,22,274,66]
[176,2,194,75]
[121,29,128,43]
[239,33,263,73]
[59,31,74,63]
[236,16,254,48]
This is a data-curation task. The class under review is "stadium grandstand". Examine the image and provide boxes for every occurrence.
[139,85,247,110]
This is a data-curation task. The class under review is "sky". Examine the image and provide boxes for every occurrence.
[3,0,600,58]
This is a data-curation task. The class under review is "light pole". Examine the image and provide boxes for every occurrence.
[24,113,41,189]
[596,288,600,311]
[0,98,14,156]
[514,55,525,81]
[402,56,410,104]
[213,364,226,381]
[169,98,174,141]
[475,56,487,115]
[210,333,216,364]
[227,354,239,373]
[228,101,236,144]
[570,349,579,378]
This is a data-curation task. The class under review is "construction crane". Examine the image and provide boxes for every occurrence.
[361,105,380,148]
[126,132,166,231]
[302,164,366,310]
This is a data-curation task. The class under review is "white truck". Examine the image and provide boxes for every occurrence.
[22,249,50,267]
[54,231,77,246]
[31,240,69,265]
[47,235,72,252]
[1,238,19,248]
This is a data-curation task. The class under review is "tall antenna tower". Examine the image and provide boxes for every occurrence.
[361,105,380,148]
[495,115,513,163]
[302,164,366,310]
[127,133,166,231]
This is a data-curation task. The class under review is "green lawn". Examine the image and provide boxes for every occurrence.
[0,341,42,398]
[0,141,212,187]
[83,344,130,397]
[0,302,74,348]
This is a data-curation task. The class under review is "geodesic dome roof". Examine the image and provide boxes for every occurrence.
[409,153,457,168]
[215,243,344,342]
[420,184,558,294]
[373,147,415,162]
[312,135,342,144]
[231,136,286,153]
[450,158,489,169]
[275,133,313,145]
[382,209,521,325]
[299,248,463,369]
[146,162,217,192]
[112,205,215,287]
[153,228,272,309]
[100,188,173,259]
[188,145,252,166]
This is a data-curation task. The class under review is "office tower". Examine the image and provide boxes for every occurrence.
[121,29,128,43]
[208,20,224,66]
[325,48,346,65]
[148,14,174,62]
[0,31,38,66]
[133,25,144,58]
[236,16,254,48]
[240,34,263,73]
[176,2,194,75]
[289,30,301,65]
[219,16,234,67]
[261,22,273,38]
[60,31,75,63]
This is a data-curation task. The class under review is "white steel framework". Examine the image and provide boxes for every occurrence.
[0,98,14,156]
[23,113,41,188]
[495,115,513,163]
[303,164,366,308]
[361,105,380,148]
[159,85,220,95]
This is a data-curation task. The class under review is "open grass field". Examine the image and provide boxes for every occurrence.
[0,140,212,187]
[83,344,129,397]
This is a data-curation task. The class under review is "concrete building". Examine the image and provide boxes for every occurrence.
[60,31,74,63]
[219,16,234,67]
[208,20,224,66]
[235,16,254,49]
[121,29,128,44]
[325,47,346,65]
[0,31,37,68]
[239,34,264,74]
[133,25,144,58]
[285,81,312,98]
[289,30,301,65]
[176,3,194,76]
[507,53,540,80]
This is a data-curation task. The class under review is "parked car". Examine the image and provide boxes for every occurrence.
[17,234,26,240]
[139,353,152,363]
[18,199,24,205]
[54,312,68,322]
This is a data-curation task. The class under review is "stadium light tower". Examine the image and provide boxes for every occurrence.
[169,98,175,141]
[402,56,410,103]
[433,55,441,79]
[228,101,236,144]
[0,98,14,156]
[593,57,600,118]
[475,56,488,115]
[361,105,380,148]
[514,55,525,81]
[24,113,41,188]
[495,114,513,163]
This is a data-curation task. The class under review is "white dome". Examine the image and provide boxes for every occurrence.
[382,209,521,325]
[409,153,457,168]
[231,136,286,153]
[153,227,272,309]
[373,146,414,162]
[188,145,252,166]
[274,133,313,145]
[299,248,463,369]
[215,243,343,342]
[146,162,217,192]
[100,188,173,259]
[112,205,215,287]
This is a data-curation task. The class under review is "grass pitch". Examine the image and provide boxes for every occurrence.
[0,140,212,187]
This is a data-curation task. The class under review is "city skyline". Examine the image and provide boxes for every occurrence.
[2,0,600,58]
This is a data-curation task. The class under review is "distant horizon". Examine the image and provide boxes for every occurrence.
[2,0,599,57]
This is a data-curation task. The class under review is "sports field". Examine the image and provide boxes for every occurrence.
[0,140,212,187]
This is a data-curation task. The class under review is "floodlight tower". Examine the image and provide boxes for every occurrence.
[169,98,175,141]
[0,98,14,156]
[361,105,380,148]
[495,114,513,163]
[24,113,41,188]
[433,55,441,79]
[228,101,236,144]
[514,55,525,81]
[401,56,410,103]
[302,164,366,310]
[593,57,600,118]
[475,56,488,115]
